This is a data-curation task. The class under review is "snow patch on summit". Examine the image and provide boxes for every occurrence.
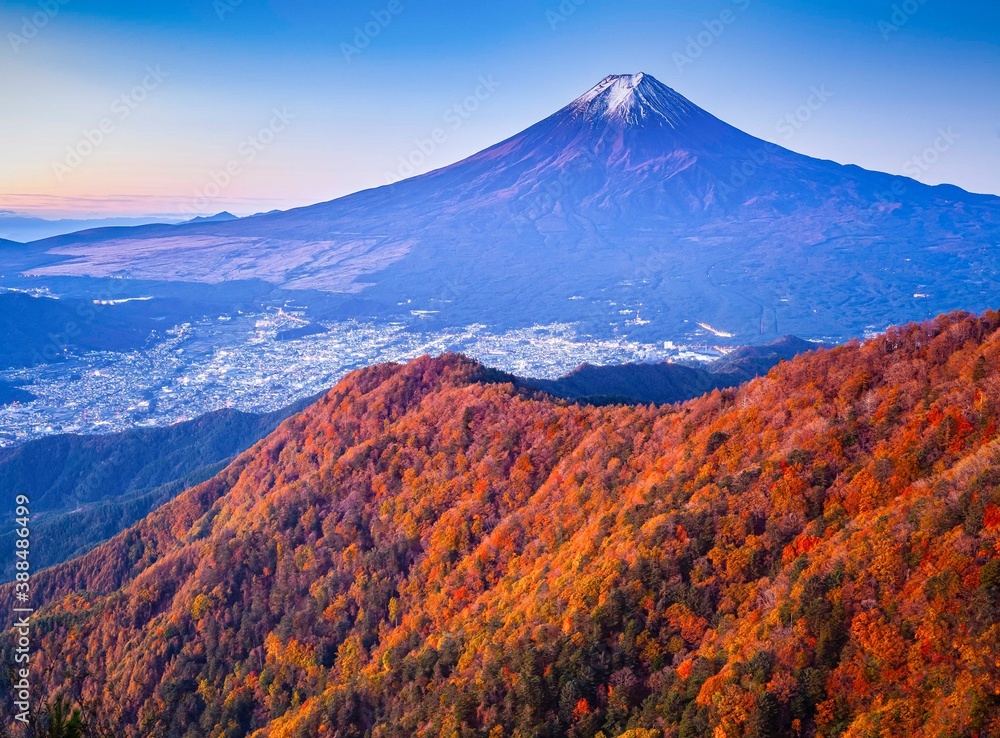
[569,73,705,128]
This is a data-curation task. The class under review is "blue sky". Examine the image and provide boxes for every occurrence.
[1,0,998,217]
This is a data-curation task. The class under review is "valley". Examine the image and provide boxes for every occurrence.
[0,298,725,447]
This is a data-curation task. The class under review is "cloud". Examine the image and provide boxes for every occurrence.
[0,193,299,220]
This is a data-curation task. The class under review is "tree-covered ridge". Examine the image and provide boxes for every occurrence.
[0,397,315,582]
[2,313,1000,737]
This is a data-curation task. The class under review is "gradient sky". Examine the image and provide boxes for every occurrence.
[2,0,999,218]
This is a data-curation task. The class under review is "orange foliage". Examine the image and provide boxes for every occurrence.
[3,313,1000,737]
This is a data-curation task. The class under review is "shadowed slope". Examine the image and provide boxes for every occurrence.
[527,335,820,404]
[0,396,316,581]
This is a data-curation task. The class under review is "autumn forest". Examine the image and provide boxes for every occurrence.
[2,312,1000,737]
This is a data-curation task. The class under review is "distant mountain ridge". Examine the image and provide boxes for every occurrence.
[527,336,819,404]
[12,73,1000,344]
[183,211,239,224]
[0,214,177,242]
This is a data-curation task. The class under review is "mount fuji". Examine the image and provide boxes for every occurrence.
[20,73,1000,343]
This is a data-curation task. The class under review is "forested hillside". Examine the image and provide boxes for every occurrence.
[2,313,999,737]
[0,398,315,581]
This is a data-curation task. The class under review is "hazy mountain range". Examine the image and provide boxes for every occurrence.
[0,214,181,243]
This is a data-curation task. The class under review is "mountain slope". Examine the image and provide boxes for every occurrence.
[0,292,197,369]
[529,336,820,404]
[4,312,1000,736]
[18,74,1000,344]
[526,360,725,405]
[711,335,822,382]
[0,380,33,407]
[0,397,315,582]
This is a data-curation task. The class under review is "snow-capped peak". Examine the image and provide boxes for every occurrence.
[569,73,705,128]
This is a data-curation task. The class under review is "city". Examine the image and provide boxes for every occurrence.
[0,306,725,447]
